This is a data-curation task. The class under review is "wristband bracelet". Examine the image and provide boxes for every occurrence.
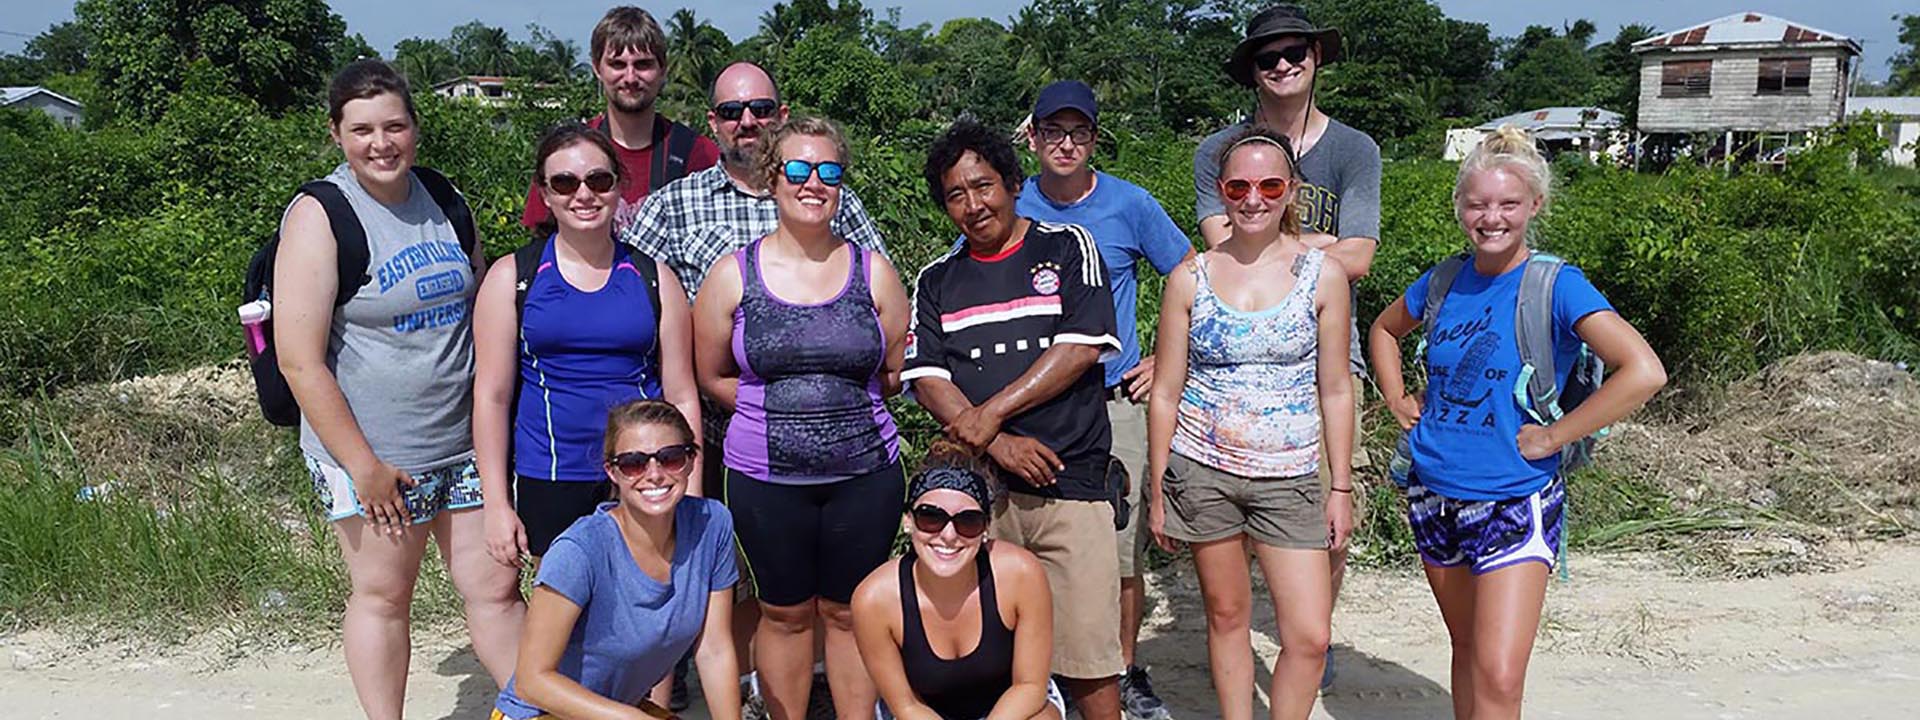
[1329,486,1355,493]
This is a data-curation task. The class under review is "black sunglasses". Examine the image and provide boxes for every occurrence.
[545,169,618,195]
[713,98,779,121]
[1253,43,1313,71]
[606,444,698,478]
[910,504,989,538]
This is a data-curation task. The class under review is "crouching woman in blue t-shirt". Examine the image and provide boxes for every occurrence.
[493,400,740,720]
[1367,126,1666,720]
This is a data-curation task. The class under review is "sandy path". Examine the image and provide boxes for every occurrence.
[6,542,1918,719]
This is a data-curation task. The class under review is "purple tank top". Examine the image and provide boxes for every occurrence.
[724,238,899,484]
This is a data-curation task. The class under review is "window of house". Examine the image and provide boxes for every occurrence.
[1757,57,1811,95]
[484,86,504,98]
[1660,60,1712,98]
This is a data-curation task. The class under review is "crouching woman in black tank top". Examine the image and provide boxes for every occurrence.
[852,442,1064,720]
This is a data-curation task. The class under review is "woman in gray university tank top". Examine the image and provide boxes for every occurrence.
[273,60,523,720]
[693,116,913,720]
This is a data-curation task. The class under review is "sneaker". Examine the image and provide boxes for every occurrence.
[743,675,769,720]
[1320,647,1336,690]
[670,656,691,712]
[1120,665,1172,720]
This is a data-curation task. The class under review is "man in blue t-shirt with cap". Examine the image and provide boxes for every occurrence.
[1019,80,1193,720]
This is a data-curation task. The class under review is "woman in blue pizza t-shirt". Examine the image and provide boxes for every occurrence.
[493,400,739,719]
[1366,125,1666,720]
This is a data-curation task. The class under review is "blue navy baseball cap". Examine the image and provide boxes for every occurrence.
[1032,80,1098,125]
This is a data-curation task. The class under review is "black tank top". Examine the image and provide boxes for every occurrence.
[898,545,1016,720]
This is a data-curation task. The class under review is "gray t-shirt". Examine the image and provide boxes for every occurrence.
[295,163,477,473]
[1194,117,1382,375]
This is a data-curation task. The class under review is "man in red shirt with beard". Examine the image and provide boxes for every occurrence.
[520,6,721,234]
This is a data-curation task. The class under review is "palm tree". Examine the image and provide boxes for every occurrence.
[450,22,515,76]
[668,9,731,98]
[755,3,804,66]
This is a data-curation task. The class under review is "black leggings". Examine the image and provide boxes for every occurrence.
[723,461,905,606]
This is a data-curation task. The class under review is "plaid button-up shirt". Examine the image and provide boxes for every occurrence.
[618,164,888,297]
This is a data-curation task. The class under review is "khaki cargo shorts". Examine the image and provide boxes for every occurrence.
[992,492,1124,680]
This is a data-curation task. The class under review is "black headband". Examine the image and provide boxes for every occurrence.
[908,466,992,511]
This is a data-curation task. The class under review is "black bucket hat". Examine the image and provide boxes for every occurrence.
[1225,4,1344,87]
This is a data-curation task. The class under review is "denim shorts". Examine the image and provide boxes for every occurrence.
[306,453,483,524]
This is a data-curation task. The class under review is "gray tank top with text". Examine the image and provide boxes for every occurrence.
[297,163,477,473]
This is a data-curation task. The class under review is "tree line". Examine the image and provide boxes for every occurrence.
[5,0,1914,154]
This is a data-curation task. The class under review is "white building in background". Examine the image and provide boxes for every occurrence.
[1846,97,1920,168]
[1630,12,1859,165]
[1,86,83,128]
[432,75,515,106]
[1443,107,1625,161]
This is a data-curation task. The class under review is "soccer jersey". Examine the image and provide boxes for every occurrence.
[902,221,1120,500]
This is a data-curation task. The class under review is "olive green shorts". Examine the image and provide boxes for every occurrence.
[1161,452,1327,550]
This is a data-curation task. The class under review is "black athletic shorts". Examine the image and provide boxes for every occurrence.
[516,476,613,557]
[723,461,906,606]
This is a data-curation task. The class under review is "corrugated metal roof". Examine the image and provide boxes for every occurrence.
[1477,107,1623,132]
[1633,12,1859,53]
[1847,97,1920,118]
[1,85,82,108]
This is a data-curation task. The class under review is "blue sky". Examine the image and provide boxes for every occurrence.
[1,1,1909,82]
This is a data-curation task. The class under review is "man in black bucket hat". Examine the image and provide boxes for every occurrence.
[1192,2,1382,691]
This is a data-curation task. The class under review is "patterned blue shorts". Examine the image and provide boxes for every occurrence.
[1407,473,1565,575]
[306,454,484,524]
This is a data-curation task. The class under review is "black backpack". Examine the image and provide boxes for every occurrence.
[243,167,478,427]
[636,114,697,193]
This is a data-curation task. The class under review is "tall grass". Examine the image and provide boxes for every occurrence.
[0,407,464,638]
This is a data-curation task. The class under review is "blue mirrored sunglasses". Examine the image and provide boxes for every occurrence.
[781,159,845,187]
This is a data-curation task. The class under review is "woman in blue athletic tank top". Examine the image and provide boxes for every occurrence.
[693,116,912,720]
[1368,126,1666,720]
[473,123,700,570]
[852,441,1062,720]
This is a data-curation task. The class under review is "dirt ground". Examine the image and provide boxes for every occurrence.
[6,541,1918,720]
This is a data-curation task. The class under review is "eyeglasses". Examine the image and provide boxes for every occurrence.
[713,98,778,121]
[782,159,845,187]
[605,444,698,478]
[1220,176,1292,202]
[1253,44,1313,71]
[545,170,618,195]
[1036,125,1095,146]
[910,504,989,538]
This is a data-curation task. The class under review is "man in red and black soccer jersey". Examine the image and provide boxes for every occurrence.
[902,117,1125,720]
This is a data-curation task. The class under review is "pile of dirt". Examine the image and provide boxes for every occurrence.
[44,358,282,500]
[1601,352,1920,534]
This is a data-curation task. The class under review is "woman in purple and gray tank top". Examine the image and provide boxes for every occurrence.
[694,116,911,720]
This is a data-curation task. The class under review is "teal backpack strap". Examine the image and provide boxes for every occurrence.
[1515,252,1575,581]
[1514,252,1566,424]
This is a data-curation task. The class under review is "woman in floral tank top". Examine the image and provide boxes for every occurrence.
[1143,127,1356,720]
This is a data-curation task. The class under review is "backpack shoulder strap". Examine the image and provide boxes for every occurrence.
[297,180,369,307]
[411,166,479,257]
[1422,253,1471,332]
[511,238,548,334]
[1515,252,1567,421]
[648,116,698,193]
[626,247,664,358]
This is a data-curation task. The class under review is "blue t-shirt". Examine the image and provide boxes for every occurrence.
[1017,172,1192,388]
[1403,260,1612,500]
[494,498,739,719]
